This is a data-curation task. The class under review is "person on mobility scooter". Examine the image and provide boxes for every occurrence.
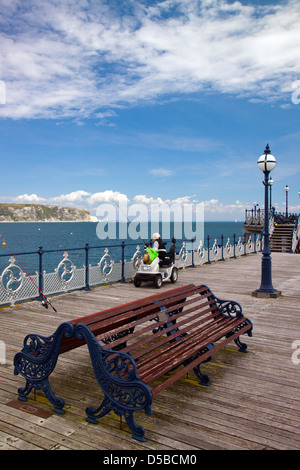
[134,234,178,288]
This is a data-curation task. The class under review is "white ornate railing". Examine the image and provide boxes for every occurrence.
[291,216,300,253]
[269,213,275,237]
[0,234,262,307]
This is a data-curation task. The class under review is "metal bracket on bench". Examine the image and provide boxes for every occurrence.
[183,343,214,386]
[152,302,186,341]
[212,293,253,351]
[214,297,243,318]
[226,319,253,352]
[101,325,135,351]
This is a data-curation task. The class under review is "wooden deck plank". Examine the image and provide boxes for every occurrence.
[1,252,300,450]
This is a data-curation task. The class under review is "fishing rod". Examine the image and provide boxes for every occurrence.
[110,199,152,246]
[0,234,57,312]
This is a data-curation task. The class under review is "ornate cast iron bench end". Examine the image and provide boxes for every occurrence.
[13,322,74,414]
[75,323,152,442]
[213,295,253,352]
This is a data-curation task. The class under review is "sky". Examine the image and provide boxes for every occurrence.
[0,0,300,221]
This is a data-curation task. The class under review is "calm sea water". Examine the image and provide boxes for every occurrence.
[0,221,244,275]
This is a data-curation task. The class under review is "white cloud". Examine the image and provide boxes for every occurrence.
[0,0,299,119]
[149,168,173,177]
[202,198,247,215]
[52,190,91,203]
[15,193,46,203]
[133,194,198,206]
[3,190,249,220]
[172,196,196,205]
[87,190,129,206]
[133,195,165,205]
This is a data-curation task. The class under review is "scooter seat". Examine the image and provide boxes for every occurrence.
[159,257,173,267]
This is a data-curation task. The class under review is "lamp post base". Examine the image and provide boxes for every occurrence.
[251,290,282,298]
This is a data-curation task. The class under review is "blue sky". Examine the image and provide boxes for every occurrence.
[0,0,300,221]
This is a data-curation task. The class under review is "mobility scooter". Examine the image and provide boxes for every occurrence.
[133,237,178,288]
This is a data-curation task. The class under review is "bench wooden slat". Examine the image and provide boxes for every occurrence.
[91,284,209,336]
[142,318,250,385]
[122,300,221,361]
[128,307,226,367]
[71,284,197,326]
[138,316,244,383]
[59,284,201,354]
[99,293,215,351]
[151,322,252,397]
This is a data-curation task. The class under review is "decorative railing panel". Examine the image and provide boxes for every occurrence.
[0,256,39,306]
[291,216,300,253]
[44,267,86,296]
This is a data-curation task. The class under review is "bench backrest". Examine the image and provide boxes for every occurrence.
[59,284,217,355]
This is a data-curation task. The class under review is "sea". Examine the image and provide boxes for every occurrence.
[0,221,244,275]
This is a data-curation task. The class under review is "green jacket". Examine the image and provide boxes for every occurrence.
[146,247,159,263]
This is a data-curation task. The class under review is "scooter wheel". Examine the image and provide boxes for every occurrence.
[134,277,142,287]
[170,267,178,283]
[154,275,163,289]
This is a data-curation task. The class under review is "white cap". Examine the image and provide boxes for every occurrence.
[152,233,160,240]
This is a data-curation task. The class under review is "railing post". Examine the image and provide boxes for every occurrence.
[191,238,195,268]
[207,235,211,264]
[121,241,125,282]
[221,234,224,261]
[38,246,44,299]
[84,243,91,291]
[233,234,236,258]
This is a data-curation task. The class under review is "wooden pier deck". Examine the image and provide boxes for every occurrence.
[1,252,300,451]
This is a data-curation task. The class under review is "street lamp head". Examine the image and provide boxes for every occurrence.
[285,185,290,193]
[269,177,274,186]
[257,144,276,172]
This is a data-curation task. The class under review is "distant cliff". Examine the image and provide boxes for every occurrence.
[0,203,97,222]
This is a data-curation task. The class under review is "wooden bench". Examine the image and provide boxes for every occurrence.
[14,284,253,442]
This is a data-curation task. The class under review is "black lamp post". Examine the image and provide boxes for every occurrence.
[254,144,280,297]
[285,185,289,218]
